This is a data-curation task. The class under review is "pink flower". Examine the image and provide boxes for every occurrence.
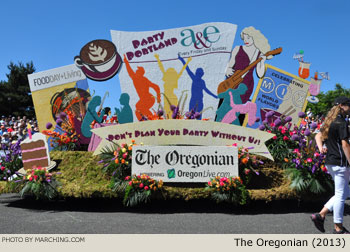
[220,177,227,182]
[139,183,144,188]
[281,129,286,134]
[122,153,128,159]
[29,177,33,181]
[0,166,5,171]
[128,181,132,186]
[219,182,224,186]
[144,186,149,190]
[125,176,130,181]
[272,136,277,140]
[244,169,250,175]
[232,143,237,147]
[307,158,312,163]
[283,136,289,141]
[314,152,320,157]
[293,149,299,153]
[208,181,212,186]
[278,126,283,131]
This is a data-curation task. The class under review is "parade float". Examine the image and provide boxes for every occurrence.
[0,22,332,207]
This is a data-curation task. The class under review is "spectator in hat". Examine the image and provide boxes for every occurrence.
[0,125,6,136]
[1,132,10,145]
[312,96,350,234]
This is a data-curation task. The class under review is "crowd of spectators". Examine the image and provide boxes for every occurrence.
[0,115,38,146]
[300,108,325,133]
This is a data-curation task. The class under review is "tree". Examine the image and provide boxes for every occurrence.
[306,83,350,117]
[0,62,36,117]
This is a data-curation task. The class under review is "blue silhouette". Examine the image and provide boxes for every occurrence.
[114,93,133,124]
[215,83,248,125]
[178,54,217,119]
[81,96,106,138]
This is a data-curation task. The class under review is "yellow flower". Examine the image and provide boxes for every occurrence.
[122,148,126,153]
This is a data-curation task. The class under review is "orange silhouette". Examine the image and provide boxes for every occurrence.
[154,54,191,118]
[123,54,161,120]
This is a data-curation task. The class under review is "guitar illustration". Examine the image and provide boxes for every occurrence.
[217,47,282,94]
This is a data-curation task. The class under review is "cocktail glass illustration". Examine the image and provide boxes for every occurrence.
[298,61,311,79]
[307,74,321,103]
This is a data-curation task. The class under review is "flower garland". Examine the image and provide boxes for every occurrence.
[206,176,249,205]
[19,166,60,200]
[123,174,164,207]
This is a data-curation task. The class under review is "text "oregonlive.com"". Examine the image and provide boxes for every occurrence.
[1,236,85,243]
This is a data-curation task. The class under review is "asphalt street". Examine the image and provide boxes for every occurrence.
[0,193,349,234]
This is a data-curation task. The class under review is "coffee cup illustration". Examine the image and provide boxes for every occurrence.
[74,39,122,81]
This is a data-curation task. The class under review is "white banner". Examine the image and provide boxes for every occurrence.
[91,120,274,160]
[111,22,237,121]
[27,64,86,92]
[132,145,238,182]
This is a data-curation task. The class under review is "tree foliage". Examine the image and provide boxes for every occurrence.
[306,83,350,117]
[0,62,35,117]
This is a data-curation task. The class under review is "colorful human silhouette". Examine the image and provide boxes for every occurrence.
[154,54,191,118]
[123,54,161,121]
[81,96,106,138]
[178,54,217,119]
[215,83,248,125]
[221,91,258,126]
[114,93,133,124]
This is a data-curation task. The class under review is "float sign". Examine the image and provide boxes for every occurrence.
[132,145,238,182]
[245,64,310,128]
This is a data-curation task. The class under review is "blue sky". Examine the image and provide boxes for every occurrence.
[1,0,349,109]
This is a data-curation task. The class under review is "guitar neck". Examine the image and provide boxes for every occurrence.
[232,48,281,80]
